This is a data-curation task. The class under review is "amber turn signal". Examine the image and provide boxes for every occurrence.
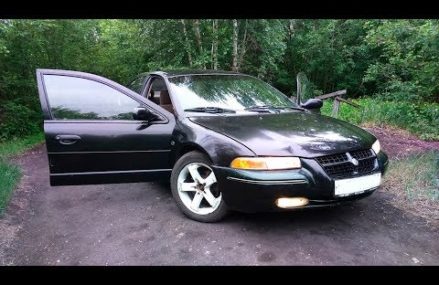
[230,157,301,170]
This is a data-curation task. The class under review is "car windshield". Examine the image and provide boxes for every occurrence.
[168,74,299,113]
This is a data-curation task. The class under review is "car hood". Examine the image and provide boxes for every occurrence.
[189,111,377,158]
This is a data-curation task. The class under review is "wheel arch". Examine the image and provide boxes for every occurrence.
[171,142,212,167]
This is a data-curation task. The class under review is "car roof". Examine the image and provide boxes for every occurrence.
[150,69,244,78]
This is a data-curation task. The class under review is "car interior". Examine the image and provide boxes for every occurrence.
[147,78,174,114]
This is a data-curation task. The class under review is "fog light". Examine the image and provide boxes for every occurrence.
[275,197,309,208]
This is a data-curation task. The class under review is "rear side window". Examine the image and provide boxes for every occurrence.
[43,75,140,120]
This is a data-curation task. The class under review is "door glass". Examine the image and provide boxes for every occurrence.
[128,75,146,94]
[43,75,140,120]
[296,72,317,104]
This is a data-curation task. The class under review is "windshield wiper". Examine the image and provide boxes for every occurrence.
[274,105,306,111]
[245,105,305,112]
[184,107,236,114]
[244,105,273,112]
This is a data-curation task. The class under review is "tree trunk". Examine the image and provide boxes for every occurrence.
[232,19,239,71]
[288,19,295,41]
[193,19,205,69]
[180,19,193,67]
[237,20,248,70]
[211,19,218,70]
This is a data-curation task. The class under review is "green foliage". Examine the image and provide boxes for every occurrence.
[321,98,439,140]
[0,19,438,143]
[275,20,373,96]
[363,20,439,102]
[241,20,287,79]
[0,100,42,140]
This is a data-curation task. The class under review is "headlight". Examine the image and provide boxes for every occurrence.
[371,140,381,154]
[230,157,301,170]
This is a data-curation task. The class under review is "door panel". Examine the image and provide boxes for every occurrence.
[37,69,175,186]
[45,121,172,172]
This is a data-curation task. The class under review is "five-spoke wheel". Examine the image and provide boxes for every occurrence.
[171,151,228,222]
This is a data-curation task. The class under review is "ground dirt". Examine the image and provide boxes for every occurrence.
[364,125,439,159]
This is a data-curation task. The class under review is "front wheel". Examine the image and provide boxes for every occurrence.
[171,151,228,222]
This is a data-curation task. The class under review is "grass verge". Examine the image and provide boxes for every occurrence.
[0,163,21,213]
[0,132,44,215]
[0,132,45,157]
[383,151,439,227]
[321,98,439,140]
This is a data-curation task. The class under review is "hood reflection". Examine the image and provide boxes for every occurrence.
[190,112,376,158]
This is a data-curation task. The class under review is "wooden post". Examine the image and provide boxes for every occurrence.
[304,86,361,118]
[332,97,340,118]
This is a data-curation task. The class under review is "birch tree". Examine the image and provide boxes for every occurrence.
[180,19,193,67]
[211,19,218,70]
[232,19,239,71]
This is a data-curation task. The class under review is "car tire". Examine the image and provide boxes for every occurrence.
[171,151,228,223]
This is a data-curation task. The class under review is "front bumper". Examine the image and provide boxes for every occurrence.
[212,151,389,213]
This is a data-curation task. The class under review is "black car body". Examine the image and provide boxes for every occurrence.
[36,69,389,222]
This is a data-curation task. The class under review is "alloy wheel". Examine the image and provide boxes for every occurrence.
[177,162,221,215]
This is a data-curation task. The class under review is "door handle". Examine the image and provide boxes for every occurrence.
[55,135,81,145]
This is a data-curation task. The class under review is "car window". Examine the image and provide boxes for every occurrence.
[168,75,297,112]
[128,75,147,94]
[43,75,140,120]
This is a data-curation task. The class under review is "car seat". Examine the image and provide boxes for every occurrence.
[159,90,174,113]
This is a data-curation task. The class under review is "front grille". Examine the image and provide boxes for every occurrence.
[315,149,377,179]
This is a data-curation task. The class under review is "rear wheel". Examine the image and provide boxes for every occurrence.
[171,151,228,222]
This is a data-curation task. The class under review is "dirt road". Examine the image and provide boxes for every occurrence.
[1,142,438,265]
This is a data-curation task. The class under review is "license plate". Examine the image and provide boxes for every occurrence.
[334,173,381,197]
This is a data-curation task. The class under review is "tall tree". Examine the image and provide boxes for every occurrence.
[211,19,218,70]
[232,19,239,71]
[237,19,248,71]
[193,19,205,69]
[180,19,193,67]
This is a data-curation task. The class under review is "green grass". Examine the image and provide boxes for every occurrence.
[321,98,439,141]
[0,132,44,215]
[382,151,439,225]
[0,163,21,213]
[385,151,439,202]
[0,132,44,158]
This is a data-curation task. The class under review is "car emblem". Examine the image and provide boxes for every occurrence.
[346,152,359,166]
[351,158,359,166]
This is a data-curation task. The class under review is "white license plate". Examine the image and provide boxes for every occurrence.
[334,173,381,197]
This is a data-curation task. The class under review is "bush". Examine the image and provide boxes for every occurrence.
[321,97,439,140]
[0,100,42,141]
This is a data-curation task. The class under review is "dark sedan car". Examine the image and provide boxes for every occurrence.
[36,69,388,222]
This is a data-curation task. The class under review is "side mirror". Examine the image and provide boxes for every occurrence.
[300,98,323,110]
[133,107,159,121]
